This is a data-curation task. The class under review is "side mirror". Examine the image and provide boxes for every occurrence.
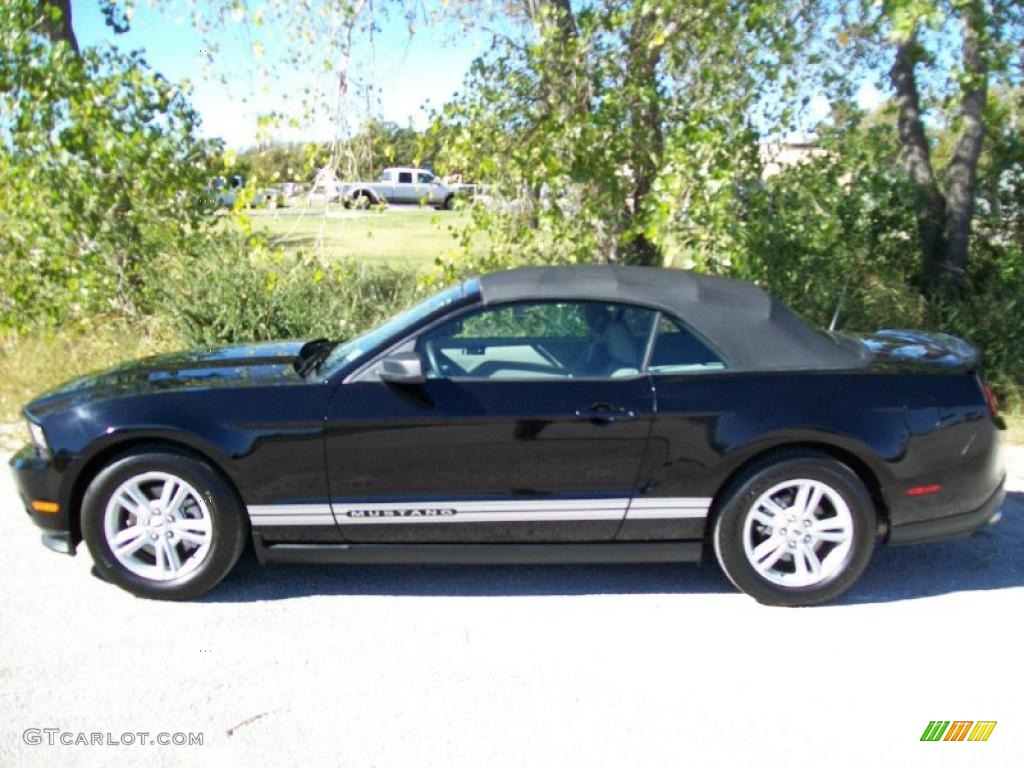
[379,352,426,385]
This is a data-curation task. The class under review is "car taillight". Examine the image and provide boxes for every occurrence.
[981,379,999,416]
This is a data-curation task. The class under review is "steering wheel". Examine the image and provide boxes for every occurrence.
[423,339,466,378]
[424,338,442,377]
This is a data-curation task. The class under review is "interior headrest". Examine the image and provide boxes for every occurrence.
[603,322,637,365]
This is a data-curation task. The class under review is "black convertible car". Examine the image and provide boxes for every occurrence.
[9,266,1006,605]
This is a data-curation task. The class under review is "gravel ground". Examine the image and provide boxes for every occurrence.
[0,444,1021,768]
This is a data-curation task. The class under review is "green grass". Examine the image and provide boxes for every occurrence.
[244,206,472,269]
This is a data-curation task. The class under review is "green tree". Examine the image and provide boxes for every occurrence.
[236,142,329,185]
[360,120,427,176]
[430,0,817,270]
[837,0,1024,294]
[685,89,1024,394]
[237,122,433,188]
[0,0,224,328]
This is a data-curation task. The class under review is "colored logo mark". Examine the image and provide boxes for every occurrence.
[920,721,997,742]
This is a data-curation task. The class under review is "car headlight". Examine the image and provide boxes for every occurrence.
[26,420,49,456]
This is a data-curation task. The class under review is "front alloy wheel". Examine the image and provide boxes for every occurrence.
[713,452,876,606]
[83,449,247,599]
[104,471,213,582]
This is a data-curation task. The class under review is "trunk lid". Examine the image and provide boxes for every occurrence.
[852,329,980,371]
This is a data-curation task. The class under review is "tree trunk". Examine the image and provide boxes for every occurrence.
[943,6,989,285]
[620,236,661,266]
[37,0,79,54]
[620,11,664,267]
[890,36,946,292]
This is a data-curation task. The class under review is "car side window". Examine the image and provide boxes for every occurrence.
[417,301,657,381]
[398,171,413,184]
[648,315,726,373]
[381,170,392,182]
[417,172,434,183]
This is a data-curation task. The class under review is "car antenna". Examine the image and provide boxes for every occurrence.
[828,274,853,332]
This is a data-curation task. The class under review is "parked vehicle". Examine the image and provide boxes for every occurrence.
[337,167,466,209]
[211,175,280,208]
[9,266,1006,604]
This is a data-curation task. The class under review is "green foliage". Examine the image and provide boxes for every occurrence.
[684,98,1024,399]
[455,303,590,339]
[154,242,421,346]
[431,0,813,272]
[424,0,1022,399]
[688,118,925,330]
[929,254,1024,408]
[0,0,225,330]
[235,141,332,185]
[237,120,435,186]
[1,0,1021,415]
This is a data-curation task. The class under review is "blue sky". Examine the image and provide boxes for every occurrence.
[73,1,490,148]
[72,1,880,149]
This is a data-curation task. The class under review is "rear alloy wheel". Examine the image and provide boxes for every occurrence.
[713,454,876,606]
[82,450,247,600]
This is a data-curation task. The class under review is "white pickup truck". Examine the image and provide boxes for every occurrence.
[211,175,280,208]
[337,167,464,210]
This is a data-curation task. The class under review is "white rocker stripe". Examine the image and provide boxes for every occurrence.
[626,497,713,520]
[332,498,629,525]
[246,498,712,526]
[248,504,335,526]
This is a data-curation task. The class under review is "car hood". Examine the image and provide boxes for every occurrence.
[25,341,307,419]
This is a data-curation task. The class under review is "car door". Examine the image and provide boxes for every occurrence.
[415,171,435,204]
[619,313,731,541]
[393,170,415,202]
[323,300,658,543]
[378,169,396,201]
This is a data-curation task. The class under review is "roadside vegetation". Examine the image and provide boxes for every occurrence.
[244,207,471,269]
[1,0,1022,440]
[0,318,173,424]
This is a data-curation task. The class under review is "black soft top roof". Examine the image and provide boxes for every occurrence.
[475,266,867,371]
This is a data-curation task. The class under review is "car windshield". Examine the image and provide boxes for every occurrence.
[318,280,478,375]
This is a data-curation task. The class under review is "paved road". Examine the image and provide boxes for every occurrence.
[1,447,1021,767]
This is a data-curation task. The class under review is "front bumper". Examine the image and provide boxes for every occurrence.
[8,444,76,554]
[888,476,1007,546]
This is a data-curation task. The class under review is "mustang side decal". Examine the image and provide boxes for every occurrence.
[247,497,712,525]
[345,508,458,518]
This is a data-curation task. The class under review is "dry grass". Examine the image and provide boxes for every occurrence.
[0,317,179,424]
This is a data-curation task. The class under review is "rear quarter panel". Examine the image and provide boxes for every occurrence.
[622,370,1001,540]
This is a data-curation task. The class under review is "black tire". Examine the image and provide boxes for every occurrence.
[81,449,248,600]
[443,194,455,211]
[712,452,876,606]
